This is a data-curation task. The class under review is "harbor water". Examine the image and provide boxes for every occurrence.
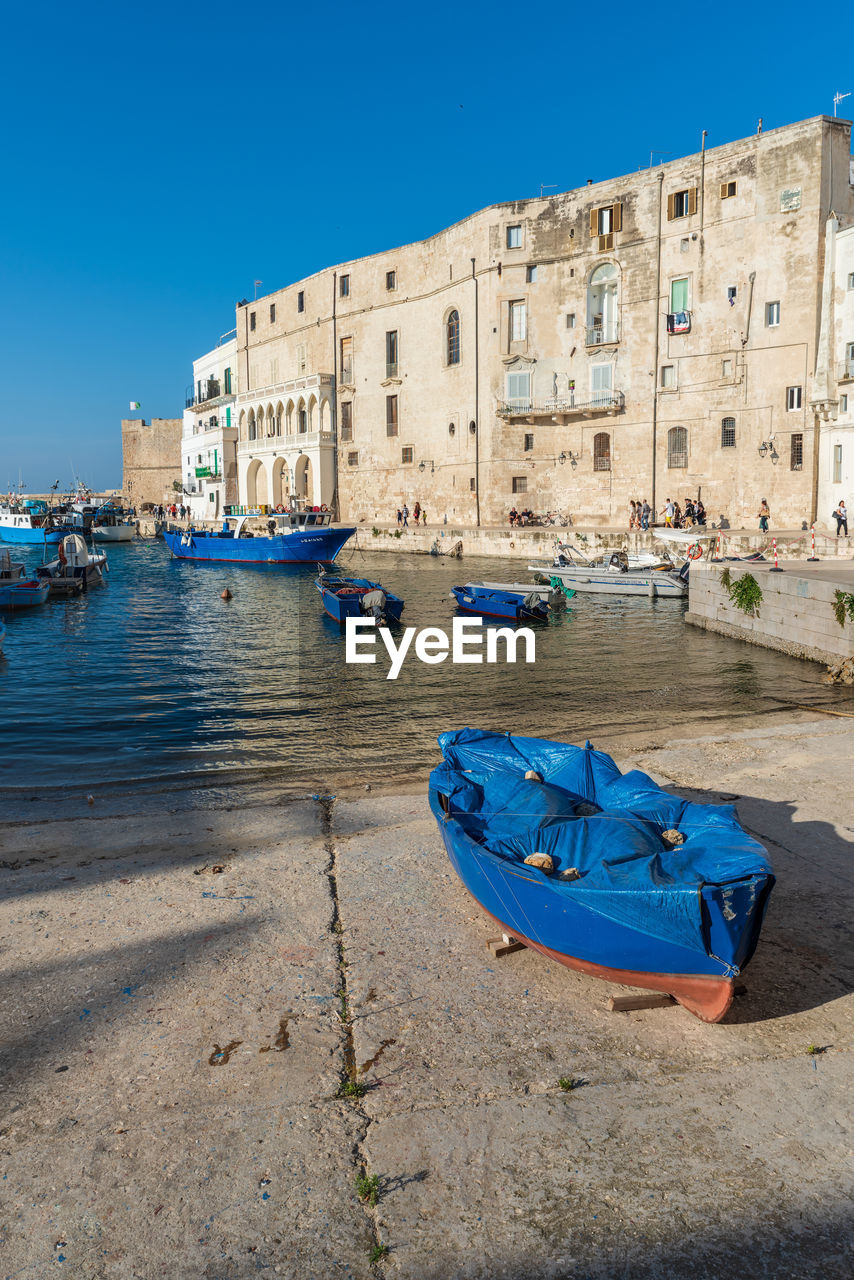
[0,539,848,801]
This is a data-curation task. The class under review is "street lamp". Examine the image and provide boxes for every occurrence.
[558,451,579,468]
[418,460,435,474]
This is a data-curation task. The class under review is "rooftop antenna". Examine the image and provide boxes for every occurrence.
[539,183,558,199]
[253,279,263,299]
[834,91,851,117]
[649,149,673,168]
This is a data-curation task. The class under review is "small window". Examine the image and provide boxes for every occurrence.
[386,330,399,378]
[667,188,698,220]
[727,286,737,305]
[401,446,414,464]
[841,393,849,412]
[386,394,398,436]
[661,365,675,389]
[511,475,527,493]
[526,265,538,283]
[848,273,854,290]
[347,451,359,467]
[722,358,733,377]
[589,204,623,238]
[524,432,534,452]
[506,370,531,405]
[250,312,256,331]
[386,270,397,291]
[721,417,736,448]
[787,385,802,411]
[668,425,688,468]
[339,274,350,297]
[790,433,803,471]
[509,300,527,342]
[720,180,737,199]
[506,225,522,249]
[593,432,611,472]
[340,402,353,442]
[670,277,690,313]
[297,343,306,375]
[446,310,460,365]
[448,422,456,435]
[680,238,690,253]
[270,303,276,322]
[470,477,476,491]
[766,301,781,327]
[566,313,576,329]
[833,443,843,484]
[297,291,305,313]
[224,368,232,394]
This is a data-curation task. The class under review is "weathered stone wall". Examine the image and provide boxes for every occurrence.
[122,418,182,508]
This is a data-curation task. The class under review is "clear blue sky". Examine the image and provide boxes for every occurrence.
[0,0,849,491]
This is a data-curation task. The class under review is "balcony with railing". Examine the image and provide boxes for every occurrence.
[838,359,854,382]
[585,322,620,347]
[185,378,236,409]
[496,391,625,421]
[238,430,336,455]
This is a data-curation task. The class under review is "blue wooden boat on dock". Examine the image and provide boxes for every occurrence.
[450,584,550,623]
[164,513,355,565]
[316,572,405,625]
[429,729,775,1022]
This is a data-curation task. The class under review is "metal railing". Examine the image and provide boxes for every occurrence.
[585,323,620,346]
[386,362,399,379]
[497,391,625,416]
[838,359,854,381]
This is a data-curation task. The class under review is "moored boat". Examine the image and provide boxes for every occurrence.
[316,572,405,624]
[164,512,354,565]
[429,729,775,1022]
[450,584,550,623]
[36,535,107,596]
[0,500,74,546]
[530,547,689,597]
[0,578,50,609]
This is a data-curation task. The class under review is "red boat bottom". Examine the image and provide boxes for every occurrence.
[477,902,735,1023]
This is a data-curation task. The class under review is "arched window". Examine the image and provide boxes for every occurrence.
[668,426,688,468]
[446,310,460,365]
[586,263,619,345]
[593,432,611,471]
[248,411,257,441]
[721,416,736,448]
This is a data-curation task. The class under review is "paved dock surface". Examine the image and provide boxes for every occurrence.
[1,716,853,1278]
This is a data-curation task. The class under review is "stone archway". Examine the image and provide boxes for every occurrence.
[246,458,262,506]
[272,457,290,507]
[294,454,313,504]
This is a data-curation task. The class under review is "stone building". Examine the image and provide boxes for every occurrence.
[121,417,183,509]
[232,114,854,527]
[181,333,239,520]
[813,219,854,528]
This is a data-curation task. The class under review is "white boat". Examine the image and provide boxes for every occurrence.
[36,535,108,596]
[69,502,136,542]
[530,548,688,598]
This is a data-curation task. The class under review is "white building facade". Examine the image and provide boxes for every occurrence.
[813,220,854,529]
[234,369,337,513]
[182,334,239,520]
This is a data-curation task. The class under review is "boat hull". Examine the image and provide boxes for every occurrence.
[91,525,135,542]
[541,569,686,597]
[163,525,355,564]
[0,525,69,546]
[0,581,51,609]
[451,586,549,622]
[317,578,405,624]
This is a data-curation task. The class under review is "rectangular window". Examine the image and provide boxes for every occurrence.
[841,394,849,412]
[386,270,397,291]
[589,204,623,239]
[224,367,232,394]
[386,394,398,436]
[667,188,698,220]
[226,406,231,428]
[591,363,613,403]
[727,286,737,305]
[680,238,690,253]
[506,370,531,405]
[790,433,803,470]
[847,273,854,290]
[833,443,843,484]
[339,274,350,297]
[297,291,305,313]
[670,277,690,313]
[385,330,399,378]
[297,343,306,375]
[470,477,476,491]
[401,446,414,464]
[340,336,353,384]
[509,300,527,342]
[511,476,527,493]
[347,451,359,467]
[524,432,534,452]
[249,312,256,331]
[340,401,352,442]
[526,265,537,283]
[270,303,276,322]
[566,313,576,329]
[766,301,781,327]
[506,225,522,249]
[722,358,733,377]
[661,365,675,389]
[787,385,802,410]
[721,417,736,448]
[720,180,737,199]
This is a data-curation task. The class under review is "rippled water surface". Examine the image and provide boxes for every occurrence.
[0,539,845,797]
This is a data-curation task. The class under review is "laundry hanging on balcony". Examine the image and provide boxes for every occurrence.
[667,311,691,334]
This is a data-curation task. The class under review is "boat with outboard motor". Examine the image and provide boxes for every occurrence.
[450,584,550,623]
[429,728,775,1022]
[530,543,692,597]
[36,535,107,596]
[316,570,405,624]
[164,511,355,565]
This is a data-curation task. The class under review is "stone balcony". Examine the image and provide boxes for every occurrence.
[496,392,625,423]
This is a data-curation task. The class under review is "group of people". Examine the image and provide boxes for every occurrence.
[155,503,188,521]
[658,497,707,529]
[396,502,426,527]
[508,508,536,526]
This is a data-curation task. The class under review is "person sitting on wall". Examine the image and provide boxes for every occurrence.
[509,507,519,526]
[695,500,707,526]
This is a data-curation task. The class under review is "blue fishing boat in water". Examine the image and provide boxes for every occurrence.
[450,584,550,623]
[316,571,405,624]
[429,729,774,1022]
[163,512,355,565]
[0,499,74,546]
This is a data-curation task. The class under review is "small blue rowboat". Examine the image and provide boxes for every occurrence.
[451,584,549,623]
[0,579,51,610]
[316,573,405,625]
[429,728,775,1022]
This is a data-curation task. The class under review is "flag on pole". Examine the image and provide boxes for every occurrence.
[129,401,141,410]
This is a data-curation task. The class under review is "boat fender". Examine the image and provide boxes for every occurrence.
[320,504,329,512]
[524,852,554,874]
[275,504,286,513]
[661,828,685,846]
[524,770,544,783]
[221,588,232,601]
[58,543,67,566]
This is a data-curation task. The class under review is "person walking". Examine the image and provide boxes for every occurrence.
[396,508,402,526]
[402,504,409,528]
[641,499,650,530]
[421,506,427,526]
[661,498,675,527]
[834,499,848,537]
[413,501,421,526]
[758,499,770,533]
[628,500,637,530]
